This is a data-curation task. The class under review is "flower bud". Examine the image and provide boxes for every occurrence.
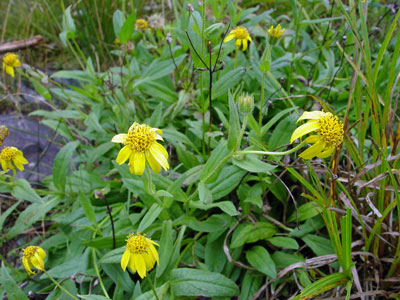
[238,93,254,114]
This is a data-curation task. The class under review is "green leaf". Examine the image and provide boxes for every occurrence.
[189,201,238,216]
[267,237,299,250]
[272,251,304,269]
[208,165,246,200]
[268,114,298,150]
[137,203,163,232]
[52,141,79,193]
[212,68,245,100]
[200,141,230,184]
[231,222,277,248]
[113,10,125,38]
[78,191,98,228]
[79,296,111,300]
[99,247,125,264]
[288,202,323,223]
[82,234,127,249]
[32,79,51,100]
[246,246,277,279]
[227,90,240,151]
[11,179,41,203]
[156,220,173,278]
[178,215,231,233]
[0,263,29,300]
[302,234,335,256]
[198,181,213,204]
[170,268,239,297]
[232,154,276,173]
[119,12,136,43]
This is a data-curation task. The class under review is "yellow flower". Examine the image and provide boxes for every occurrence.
[22,246,46,275]
[2,53,21,77]
[224,26,252,51]
[268,24,285,39]
[120,233,159,279]
[290,111,344,159]
[135,19,149,30]
[0,126,9,146]
[0,146,29,172]
[112,122,169,175]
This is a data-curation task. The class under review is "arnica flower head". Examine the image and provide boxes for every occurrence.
[290,111,344,159]
[0,146,29,172]
[135,18,149,31]
[112,122,169,175]
[121,233,159,279]
[22,246,46,275]
[0,126,9,146]
[224,26,252,51]
[2,53,21,78]
[268,24,285,39]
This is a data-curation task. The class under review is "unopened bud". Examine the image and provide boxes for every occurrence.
[187,3,194,12]
[0,126,9,146]
[166,32,173,44]
[238,93,254,114]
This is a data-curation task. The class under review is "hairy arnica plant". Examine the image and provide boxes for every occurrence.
[2,1,400,299]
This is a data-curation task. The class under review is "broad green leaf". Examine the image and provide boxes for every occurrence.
[113,10,125,38]
[212,68,245,100]
[0,264,29,300]
[267,237,299,250]
[189,201,238,216]
[227,90,240,151]
[82,235,127,249]
[170,268,239,297]
[240,270,263,300]
[200,141,230,184]
[119,12,136,43]
[52,141,79,193]
[178,215,230,233]
[79,296,111,300]
[246,246,277,279]
[156,220,173,278]
[231,222,277,248]
[272,251,305,269]
[288,202,322,223]
[302,234,335,256]
[11,179,41,203]
[198,181,213,204]
[78,191,98,228]
[232,154,276,173]
[99,247,125,264]
[32,79,51,100]
[137,203,163,232]
[208,165,246,200]
[269,114,298,150]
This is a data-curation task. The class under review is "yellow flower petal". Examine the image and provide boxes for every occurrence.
[5,66,14,77]
[145,150,161,173]
[37,247,46,259]
[224,33,235,42]
[317,145,336,158]
[22,257,33,275]
[304,135,319,143]
[150,143,169,171]
[242,39,248,51]
[121,250,130,271]
[297,111,328,122]
[116,145,132,165]
[235,39,241,48]
[112,133,127,143]
[290,121,319,143]
[1,159,7,172]
[299,140,325,159]
[131,151,146,175]
[149,243,159,265]
[129,254,137,273]
[134,254,147,278]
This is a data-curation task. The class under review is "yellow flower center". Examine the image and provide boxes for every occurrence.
[1,147,17,161]
[317,113,344,146]
[125,123,156,152]
[126,233,147,254]
[233,27,249,39]
[23,246,38,258]
[136,19,148,30]
[3,53,18,66]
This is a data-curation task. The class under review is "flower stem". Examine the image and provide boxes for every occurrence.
[235,141,306,157]
[103,196,116,249]
[43,269,79,300]
[234,47,239,69]
[92,248,111,299]
[146,276,160,300]
[259,71,266,131]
